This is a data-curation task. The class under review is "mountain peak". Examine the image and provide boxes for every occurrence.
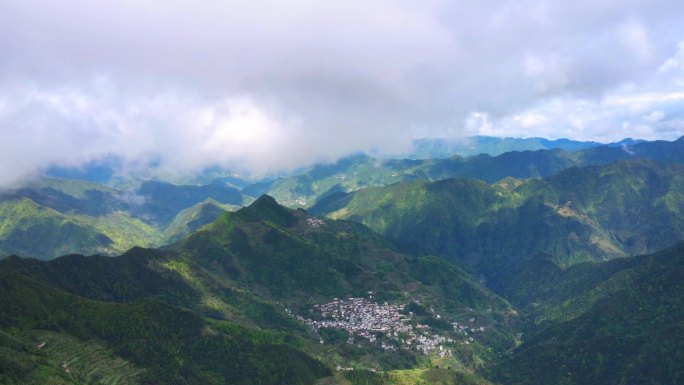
[251,194,279,206]
[236,194,297,227]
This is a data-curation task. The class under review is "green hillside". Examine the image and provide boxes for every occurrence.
[311,159,684,288]
[177,196,511,313]
[3,192,684,384]
[0,178,250,260]
[172,196,520,367]
[491,243,684,385]
[0,196,518,383]
[163,198,237,243]
[0,267,329,385]
[2,137,683,260]
[0,197,162,259]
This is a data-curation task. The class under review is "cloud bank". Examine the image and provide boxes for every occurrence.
[1,0,684,185]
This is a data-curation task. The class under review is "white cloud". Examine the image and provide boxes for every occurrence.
[468,88,684,142]
[466,112,494,136]
[643,110,665,123]
[0,0,683,185]
[514,112,548,128]
[524,53,569,93]
[605,92,684,107]
[658,40,684,89]
[617,19,654,62]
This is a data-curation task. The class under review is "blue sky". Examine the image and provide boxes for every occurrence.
[1,0,683,184]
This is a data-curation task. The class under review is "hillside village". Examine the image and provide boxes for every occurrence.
[290,295,486,357]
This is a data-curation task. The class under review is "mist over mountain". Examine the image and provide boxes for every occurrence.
[260,135,684,208]
[2,0,684,382]
[3,143,684,383]
[407,136,646,159]
[33,135,654,187]
[3,135,683,261]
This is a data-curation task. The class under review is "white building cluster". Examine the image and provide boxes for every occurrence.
[296,296,484,356]
[300,297,407,343]
[305,217,325,227]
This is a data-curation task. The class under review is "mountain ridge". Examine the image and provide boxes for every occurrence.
[257,136,684,208]
[310,159,684,292]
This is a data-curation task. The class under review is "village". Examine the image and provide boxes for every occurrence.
[289,294,485,357]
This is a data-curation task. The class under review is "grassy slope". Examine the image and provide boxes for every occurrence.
[260,155,424,208]
[32,177,119,200]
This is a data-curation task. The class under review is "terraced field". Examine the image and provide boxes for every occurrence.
[31,331,142,385]
[387,368,492,385]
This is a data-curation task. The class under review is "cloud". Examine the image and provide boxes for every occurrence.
[514,112,548,128]
[0,0,683,185]
[473,88,684,142]
[524,53,570,94]
[643,110,666,123]
[617,19,654,62]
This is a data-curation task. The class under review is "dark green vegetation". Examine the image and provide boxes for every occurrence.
[254,136,684,208]
[0,266,329,385]
[491,243,684,385]
[0,178,247,259]
[311,159,684,289]
[0,196,515,384]
[177,195,513,324]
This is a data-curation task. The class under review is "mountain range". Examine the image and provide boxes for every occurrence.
[1,195,521,384]
[407,136,644,159]
[5,136,681,263]
[0,179,249,259]
[2,135,684,384]
[252,136,684,208]
[310,158,684,292]
[2,195,683,384]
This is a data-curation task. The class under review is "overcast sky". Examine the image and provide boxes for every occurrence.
[1,0,684,184]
